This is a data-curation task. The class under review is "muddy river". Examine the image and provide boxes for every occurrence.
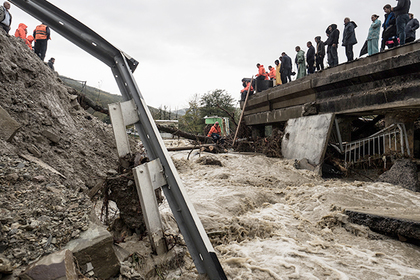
[160,149,420,279]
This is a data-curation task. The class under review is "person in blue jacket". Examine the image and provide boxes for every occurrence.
[367,14,382,55]
[381,4,398,50]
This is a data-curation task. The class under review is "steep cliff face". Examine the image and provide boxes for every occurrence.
[0,29,120,270]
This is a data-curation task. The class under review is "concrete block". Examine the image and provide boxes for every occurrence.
[19,249,77,280]
[65,224,120,279]
[282,113,334,165]
[0,105,20,142]
[345,209,420,243]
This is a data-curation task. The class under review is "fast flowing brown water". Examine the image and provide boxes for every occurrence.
[161,151,420,279]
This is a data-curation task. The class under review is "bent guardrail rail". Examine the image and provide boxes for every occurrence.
[10,0,227,279]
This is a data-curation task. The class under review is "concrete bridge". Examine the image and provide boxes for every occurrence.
[243,40,420,156]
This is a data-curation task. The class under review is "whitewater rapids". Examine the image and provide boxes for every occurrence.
[159,148,420,279]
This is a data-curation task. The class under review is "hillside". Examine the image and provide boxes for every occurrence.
[0,29,121,275]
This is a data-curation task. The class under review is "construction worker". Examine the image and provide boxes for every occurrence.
[256,63,268,81]
[26,35,34,50]
[33,23,50,61]
[14,23,32,49]
[207,121,222,143]
[14,22,26,39]
[0,1,12,34]
[268,65,276,80]
[240,79,254,101]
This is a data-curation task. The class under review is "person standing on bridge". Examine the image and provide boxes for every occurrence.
[315,36,325,71]
[295,46,306,79]
[381,4,398,51]
[325,24,340,67]
[268,65,276,81]
[392,0,411,46]
[33,23,51,61]
[240,79,254,101]
[256,63,268,81]
[367,14,381,55]
[274,59,282,85]
[342,17,358,62]
[405,13,419,43]
[306,41,315,74]
[280,52,292,84]
[0,1,12,34]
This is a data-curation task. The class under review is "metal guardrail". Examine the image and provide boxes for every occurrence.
[10,1,227,279]
[344,123,411,165]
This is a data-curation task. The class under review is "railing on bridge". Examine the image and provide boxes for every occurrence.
[344,123,411,167]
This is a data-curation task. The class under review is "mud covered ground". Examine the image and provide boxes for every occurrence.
[163,148,420,279]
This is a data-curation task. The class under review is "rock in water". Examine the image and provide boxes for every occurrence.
[377,159,419,192]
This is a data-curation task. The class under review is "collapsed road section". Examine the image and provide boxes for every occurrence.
[10,0,226,279]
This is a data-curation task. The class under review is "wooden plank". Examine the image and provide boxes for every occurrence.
[19,154,66,179]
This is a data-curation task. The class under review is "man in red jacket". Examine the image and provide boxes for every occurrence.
[207,122,222,143]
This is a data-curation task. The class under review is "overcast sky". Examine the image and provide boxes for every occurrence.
[9,0,420,110]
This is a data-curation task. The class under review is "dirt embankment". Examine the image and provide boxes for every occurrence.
[0,29,119,272]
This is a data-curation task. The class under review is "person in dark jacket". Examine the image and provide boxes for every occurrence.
[405,13,419,43]
[280,52,292,84]
[314,36,325,71]
[392,0,411,45]
[33,23,51,61]
[342,17,357,62]
[325,24,340,67]
[47,57,55,71]
[306,41,315,74]
[0,1,12,34]
[381,4,398,50]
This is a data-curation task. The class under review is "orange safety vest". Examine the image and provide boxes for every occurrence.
[34,24,48,40]
[207,125,221,137]
[268,67,276,79]
[241,82,254,93]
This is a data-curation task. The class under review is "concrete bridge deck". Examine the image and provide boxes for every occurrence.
[243,40,420,127]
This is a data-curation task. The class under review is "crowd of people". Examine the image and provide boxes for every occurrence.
[1,1,54,69]
[241,0,418,100]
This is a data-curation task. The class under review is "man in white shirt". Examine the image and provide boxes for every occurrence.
[0,1,12,34]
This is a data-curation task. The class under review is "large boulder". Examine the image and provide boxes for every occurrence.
[19,250,77,280]
[65,224,120,279]
[0,105,20,142]
[377,159,420,192]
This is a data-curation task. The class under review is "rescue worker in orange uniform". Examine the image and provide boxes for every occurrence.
[207,121,222,143]
[26,35,34,50]
[240,79,254,101]
[14,23,27,40]
[268,65,276,80]
[14,23,32,50]
[33,23,50,61]
[256,63,269,81]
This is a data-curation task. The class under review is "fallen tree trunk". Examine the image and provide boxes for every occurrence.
[167,144,215,151]
[157,125,212,143]
[66,87,109,115]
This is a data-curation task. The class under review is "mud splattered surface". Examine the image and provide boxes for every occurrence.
[166,151,420,279]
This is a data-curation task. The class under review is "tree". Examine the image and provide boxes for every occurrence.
[199,89,235,120]
[179,94,203,134]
